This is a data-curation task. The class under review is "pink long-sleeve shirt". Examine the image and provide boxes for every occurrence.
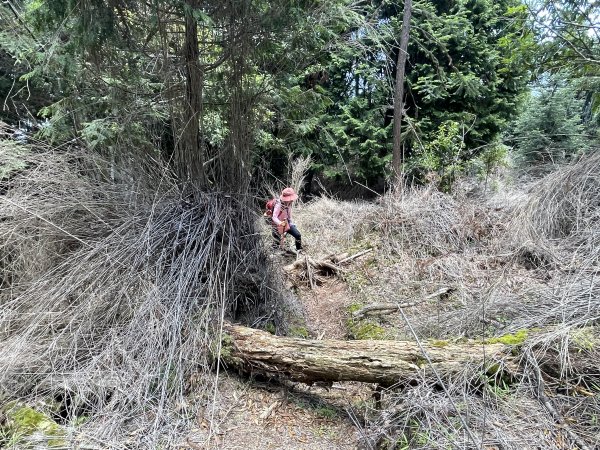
[272,201,294,226]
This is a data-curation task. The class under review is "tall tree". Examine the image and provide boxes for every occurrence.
[178,0,206,187]
[392,0,413,182]
[271,0,533,185]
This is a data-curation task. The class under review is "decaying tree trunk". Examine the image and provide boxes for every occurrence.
[220,324,509,386]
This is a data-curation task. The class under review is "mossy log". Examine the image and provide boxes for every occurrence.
[220,324,509,386]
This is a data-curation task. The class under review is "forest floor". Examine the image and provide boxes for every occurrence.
[185,258,370,450]
[185,171,600,449]
[1,148,598,450]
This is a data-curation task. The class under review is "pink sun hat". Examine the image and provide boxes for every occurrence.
[280,187,298,202]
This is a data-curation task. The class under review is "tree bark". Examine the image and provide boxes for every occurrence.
[176,0,206,187]
[221,324,507,386]
[391,0,413,183]
[221,0,252,193]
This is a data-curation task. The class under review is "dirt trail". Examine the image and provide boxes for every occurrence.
[300,281,353,339]
[188,255,367,449]
[186,374,363,449]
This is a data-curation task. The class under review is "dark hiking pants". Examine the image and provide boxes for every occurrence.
[272,224,302,250]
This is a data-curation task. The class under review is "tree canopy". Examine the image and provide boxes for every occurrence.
[0,0,597,189]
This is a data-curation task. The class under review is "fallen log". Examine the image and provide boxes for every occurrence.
[220,324,509,386]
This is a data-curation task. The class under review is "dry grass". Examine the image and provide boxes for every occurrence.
[1,138,598,449]
[295,196,378,255]
[0,140,282,448]
[512,152,600,247]
[292,154,600,449]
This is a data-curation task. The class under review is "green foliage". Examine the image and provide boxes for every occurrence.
[470,143,510,177]
[313,405,338,419]
[389,420,431,449]
[0,141,29,179]
[320,97,392,182]
[290,397,338,420]
[405,0,534,147]
[571,328,597,352]
[2,0,537,188]
[0,4,52,125]
[483,374,512,399]
[259,0,535,185]
[507,76,595,165]
[411,120,466,191]
[524,0,600,168]
[288,325,310,339]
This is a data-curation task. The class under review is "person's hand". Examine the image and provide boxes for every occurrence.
[277,221,287,235]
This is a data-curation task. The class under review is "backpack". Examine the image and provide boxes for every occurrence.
[264,198,278,219]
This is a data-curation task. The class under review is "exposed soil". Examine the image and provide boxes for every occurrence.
[300,281,353,339]
[185,375,367,449]
[186,253,371,450]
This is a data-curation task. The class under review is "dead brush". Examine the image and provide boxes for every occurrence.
[0,145,127,291]
[374,186,495,258]
[0,141,280,448]
[338,158,600,449]
[356,374,576,450]
[288,154,312,199]
[511,151,600,259]
[294,196,378,256]
[290,162,599,449]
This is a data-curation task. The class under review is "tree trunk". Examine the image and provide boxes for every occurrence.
[220,1,252,193]
[176,0,206,187]
[221,324,507,386]
[391,0,412,183]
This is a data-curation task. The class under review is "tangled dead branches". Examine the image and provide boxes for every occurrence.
[0,141,281,448]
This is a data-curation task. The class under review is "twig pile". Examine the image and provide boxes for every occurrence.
[0,141,279,448]
[292,155,600,449]
[282,249,373,288]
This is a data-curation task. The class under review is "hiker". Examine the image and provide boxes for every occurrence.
[271,187,303,253]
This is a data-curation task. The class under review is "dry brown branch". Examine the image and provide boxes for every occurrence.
[336,248,373,264]
[352,288,451,319]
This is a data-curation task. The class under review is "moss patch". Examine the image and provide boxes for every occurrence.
[346,303,387,340]
[347,303,363,315]
[0,402,65,448]
[289,326,310,339]
[485,330,528,345]
[347,320,386,340]
[429,339,450,348]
